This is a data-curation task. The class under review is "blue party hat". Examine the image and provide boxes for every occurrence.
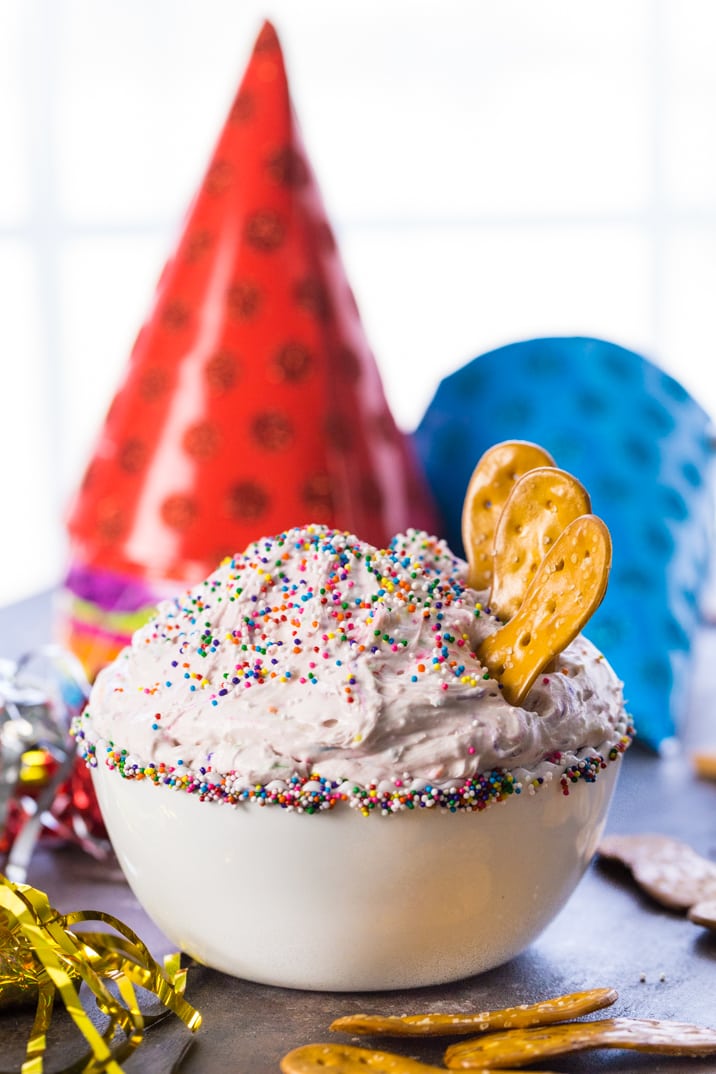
[414,337,714,749]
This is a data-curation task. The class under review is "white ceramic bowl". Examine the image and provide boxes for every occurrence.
[92,759,620,991]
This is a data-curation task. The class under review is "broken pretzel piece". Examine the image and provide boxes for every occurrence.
[444,1017,716,1068]
[281,1043,446,1074]
[599,833,716,911]
[489,467,591,622]
[281,1043,557,1074]
[478,515,611,706]
[461,441,555,591]
[329,987,617,1038]
[692,750,716,781]
[688,898,716,931]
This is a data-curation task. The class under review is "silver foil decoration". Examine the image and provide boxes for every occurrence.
[0,645,100,882]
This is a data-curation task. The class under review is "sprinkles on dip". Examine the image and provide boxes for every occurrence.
[73,525,632,815]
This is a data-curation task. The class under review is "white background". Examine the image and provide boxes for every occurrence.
[2,0,716,604]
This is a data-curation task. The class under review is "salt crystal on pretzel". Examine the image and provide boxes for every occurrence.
[444,1017,716,1068]
[329,987,617,1038]
[461,441,555,591]
[599,833,716,911]
[489,467,591,622]
[478,515,611,706]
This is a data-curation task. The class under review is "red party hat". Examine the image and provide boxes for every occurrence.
[66,21,439,593]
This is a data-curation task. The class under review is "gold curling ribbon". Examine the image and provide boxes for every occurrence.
[0,873,201,1073]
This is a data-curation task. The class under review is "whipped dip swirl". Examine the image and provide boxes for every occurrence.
[74,526,630,809]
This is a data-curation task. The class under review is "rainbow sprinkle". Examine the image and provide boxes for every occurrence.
[73,731,633,816]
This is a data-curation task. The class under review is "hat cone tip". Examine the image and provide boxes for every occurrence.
[254,18,281,51]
